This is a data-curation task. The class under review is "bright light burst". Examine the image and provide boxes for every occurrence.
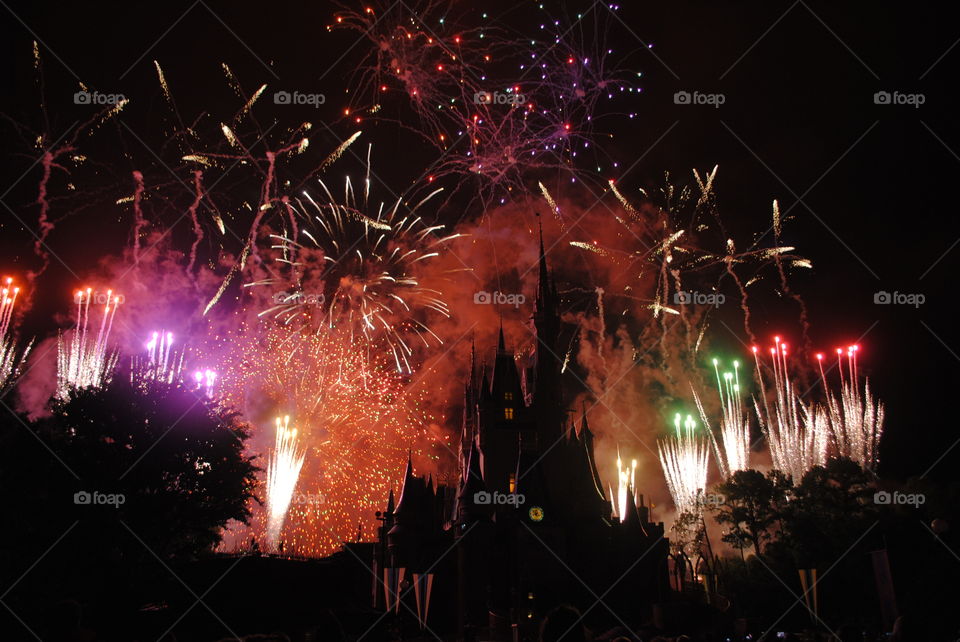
[132,330,184,385]
[816,346,884,471]
[694,358,751,479]
[254,163,460,374]
[266,415,307,553]
[751,338,828,481]
[658,413,710,518]
[57,288,122,399]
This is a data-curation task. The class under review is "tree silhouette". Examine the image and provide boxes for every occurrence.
[0,376,258,635]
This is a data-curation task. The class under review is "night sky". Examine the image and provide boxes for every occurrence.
[2,0,958,481]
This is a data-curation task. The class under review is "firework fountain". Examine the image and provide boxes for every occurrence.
[658,413,710,518]
[1,278,33,388]
[817,346,884,471]
[56,289,122,399]
[265,415,307,553]
[612,451,638,522]
[751,338,829,481]
[694,359,751,480]
[132,330,185,385]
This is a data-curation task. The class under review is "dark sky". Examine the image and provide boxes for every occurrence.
[1,1,957,480]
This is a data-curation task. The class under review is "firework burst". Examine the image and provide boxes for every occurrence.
[255,162,460,374]
[57,288,122,399]
[266,415,307,553]
[331,1,641,210]
[694,358,751,479]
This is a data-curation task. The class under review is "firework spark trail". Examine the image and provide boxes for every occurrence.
[817,346,884,470]
[57,289,122,399]
[658,413,710,518]
[1,278,33,388]
[266,415,307,552]
[751,338,828,481]
[694,358,751,479]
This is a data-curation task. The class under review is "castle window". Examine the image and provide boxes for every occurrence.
[509,473,516,493]
[504,392,513,401]
[504,407,514,420]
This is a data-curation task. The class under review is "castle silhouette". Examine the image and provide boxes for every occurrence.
[373,228,669,638]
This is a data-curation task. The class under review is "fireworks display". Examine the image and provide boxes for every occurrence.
[0,0,894,568]
[265,415,307,553]
[658,413,710,518]
[694,359,751,480]
[56,289,122,399]
[751,338,829,481]
[817,346,884,471]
